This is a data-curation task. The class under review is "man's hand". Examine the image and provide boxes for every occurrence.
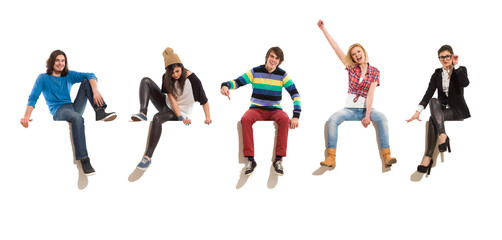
[290,118,299,129]
[220,86,230,100]
[20,117,32,128]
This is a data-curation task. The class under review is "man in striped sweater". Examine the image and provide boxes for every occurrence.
[220,47,301,176]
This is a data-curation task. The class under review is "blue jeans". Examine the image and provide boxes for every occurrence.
[327,108,390,149]
[53,79,104,160]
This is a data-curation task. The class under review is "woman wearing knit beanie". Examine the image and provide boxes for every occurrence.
[131,47,212,170]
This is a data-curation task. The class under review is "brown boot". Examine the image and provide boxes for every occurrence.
[320,148,336,167]
[381,148,397,167]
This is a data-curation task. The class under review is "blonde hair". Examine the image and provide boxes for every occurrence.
[343,43,369,67]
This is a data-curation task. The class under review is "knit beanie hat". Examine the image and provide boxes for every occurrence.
[163,47,182,68]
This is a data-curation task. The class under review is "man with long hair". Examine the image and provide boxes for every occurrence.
[20,50,117,176]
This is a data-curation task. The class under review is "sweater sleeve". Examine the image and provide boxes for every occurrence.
[27,74,45,107]
[282,74,301,118]
[221,69,253,90]
[187,73,208,105]
[68,70,97,84]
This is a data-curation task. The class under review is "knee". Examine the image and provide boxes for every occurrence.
[429,98,440,107]
[241,115,254,126]
[141,77,153,85]
[328,114,343,125]
[152,113,163,125]
[276,115,290,125]
[69,114,85,125]
[371,112,387,124]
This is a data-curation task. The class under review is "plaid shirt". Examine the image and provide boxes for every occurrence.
[347,63,380,102]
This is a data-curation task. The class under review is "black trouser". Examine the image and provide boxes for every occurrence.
[139,77,178,158]
[425,98,461,157]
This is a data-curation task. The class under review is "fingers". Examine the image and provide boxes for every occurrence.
[204,119,212,125]
[289,119,299,129]
[20,118,32,128]
[317,19,324,28]
[94,96,104,107]
[220,87,231,100]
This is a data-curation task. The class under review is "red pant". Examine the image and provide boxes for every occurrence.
[241,108,290,157]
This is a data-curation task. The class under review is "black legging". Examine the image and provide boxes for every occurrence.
[425,98,461,157]
[139,77,178,158]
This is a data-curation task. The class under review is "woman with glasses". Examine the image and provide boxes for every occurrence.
[407,45,470,176]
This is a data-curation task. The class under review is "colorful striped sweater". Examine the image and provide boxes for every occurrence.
[222,65,301,118]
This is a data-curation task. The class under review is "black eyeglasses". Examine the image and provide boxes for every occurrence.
[438,55,452,60]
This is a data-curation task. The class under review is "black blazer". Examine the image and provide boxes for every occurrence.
[419,66,470,119]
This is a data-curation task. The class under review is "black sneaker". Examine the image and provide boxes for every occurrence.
[96,108,117,121]
[80,157,96,176]
[273,160,284,176]
[244,161,257,176]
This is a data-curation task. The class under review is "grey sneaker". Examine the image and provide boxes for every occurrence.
[273,160,284,176]
[244,161,257,176]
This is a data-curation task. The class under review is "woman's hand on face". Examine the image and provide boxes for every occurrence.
[407,111,421,123]
[452,55,459,66]
[361,116,371,128]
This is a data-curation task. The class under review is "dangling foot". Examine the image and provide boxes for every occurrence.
[417,156,433,175]
[96,107,117,121]
[320,148,336,168]
[381,148,397,167]
[438,134,451,153]
[137,156,152,170]
[131,112,147,121]
[273,156,284,176]
[80,157,96,176]
[244,160,257,176]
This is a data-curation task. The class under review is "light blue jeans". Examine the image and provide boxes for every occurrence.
[327,108,390,149]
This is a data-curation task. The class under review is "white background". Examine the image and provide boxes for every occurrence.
[1,0,501,239]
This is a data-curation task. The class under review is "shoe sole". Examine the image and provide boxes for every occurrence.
[131,116,146,122]
[102,113,117,122]
[320,163,336,168]
[275,171,284,176]
[385,159,397,168]
[84,172,96,176]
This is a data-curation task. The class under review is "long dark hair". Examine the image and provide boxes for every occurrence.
[46,50,69,76]
[163,63,187,98]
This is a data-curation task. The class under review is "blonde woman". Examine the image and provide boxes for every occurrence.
[317,20,396,169]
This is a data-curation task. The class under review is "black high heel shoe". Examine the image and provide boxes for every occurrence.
[417,159,434,176]
[438,136,451,153]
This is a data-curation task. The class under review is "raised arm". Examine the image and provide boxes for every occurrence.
[317,20,347,66]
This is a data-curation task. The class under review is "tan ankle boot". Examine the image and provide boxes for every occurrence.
[381,148,397,167]
[320,148,336,167]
